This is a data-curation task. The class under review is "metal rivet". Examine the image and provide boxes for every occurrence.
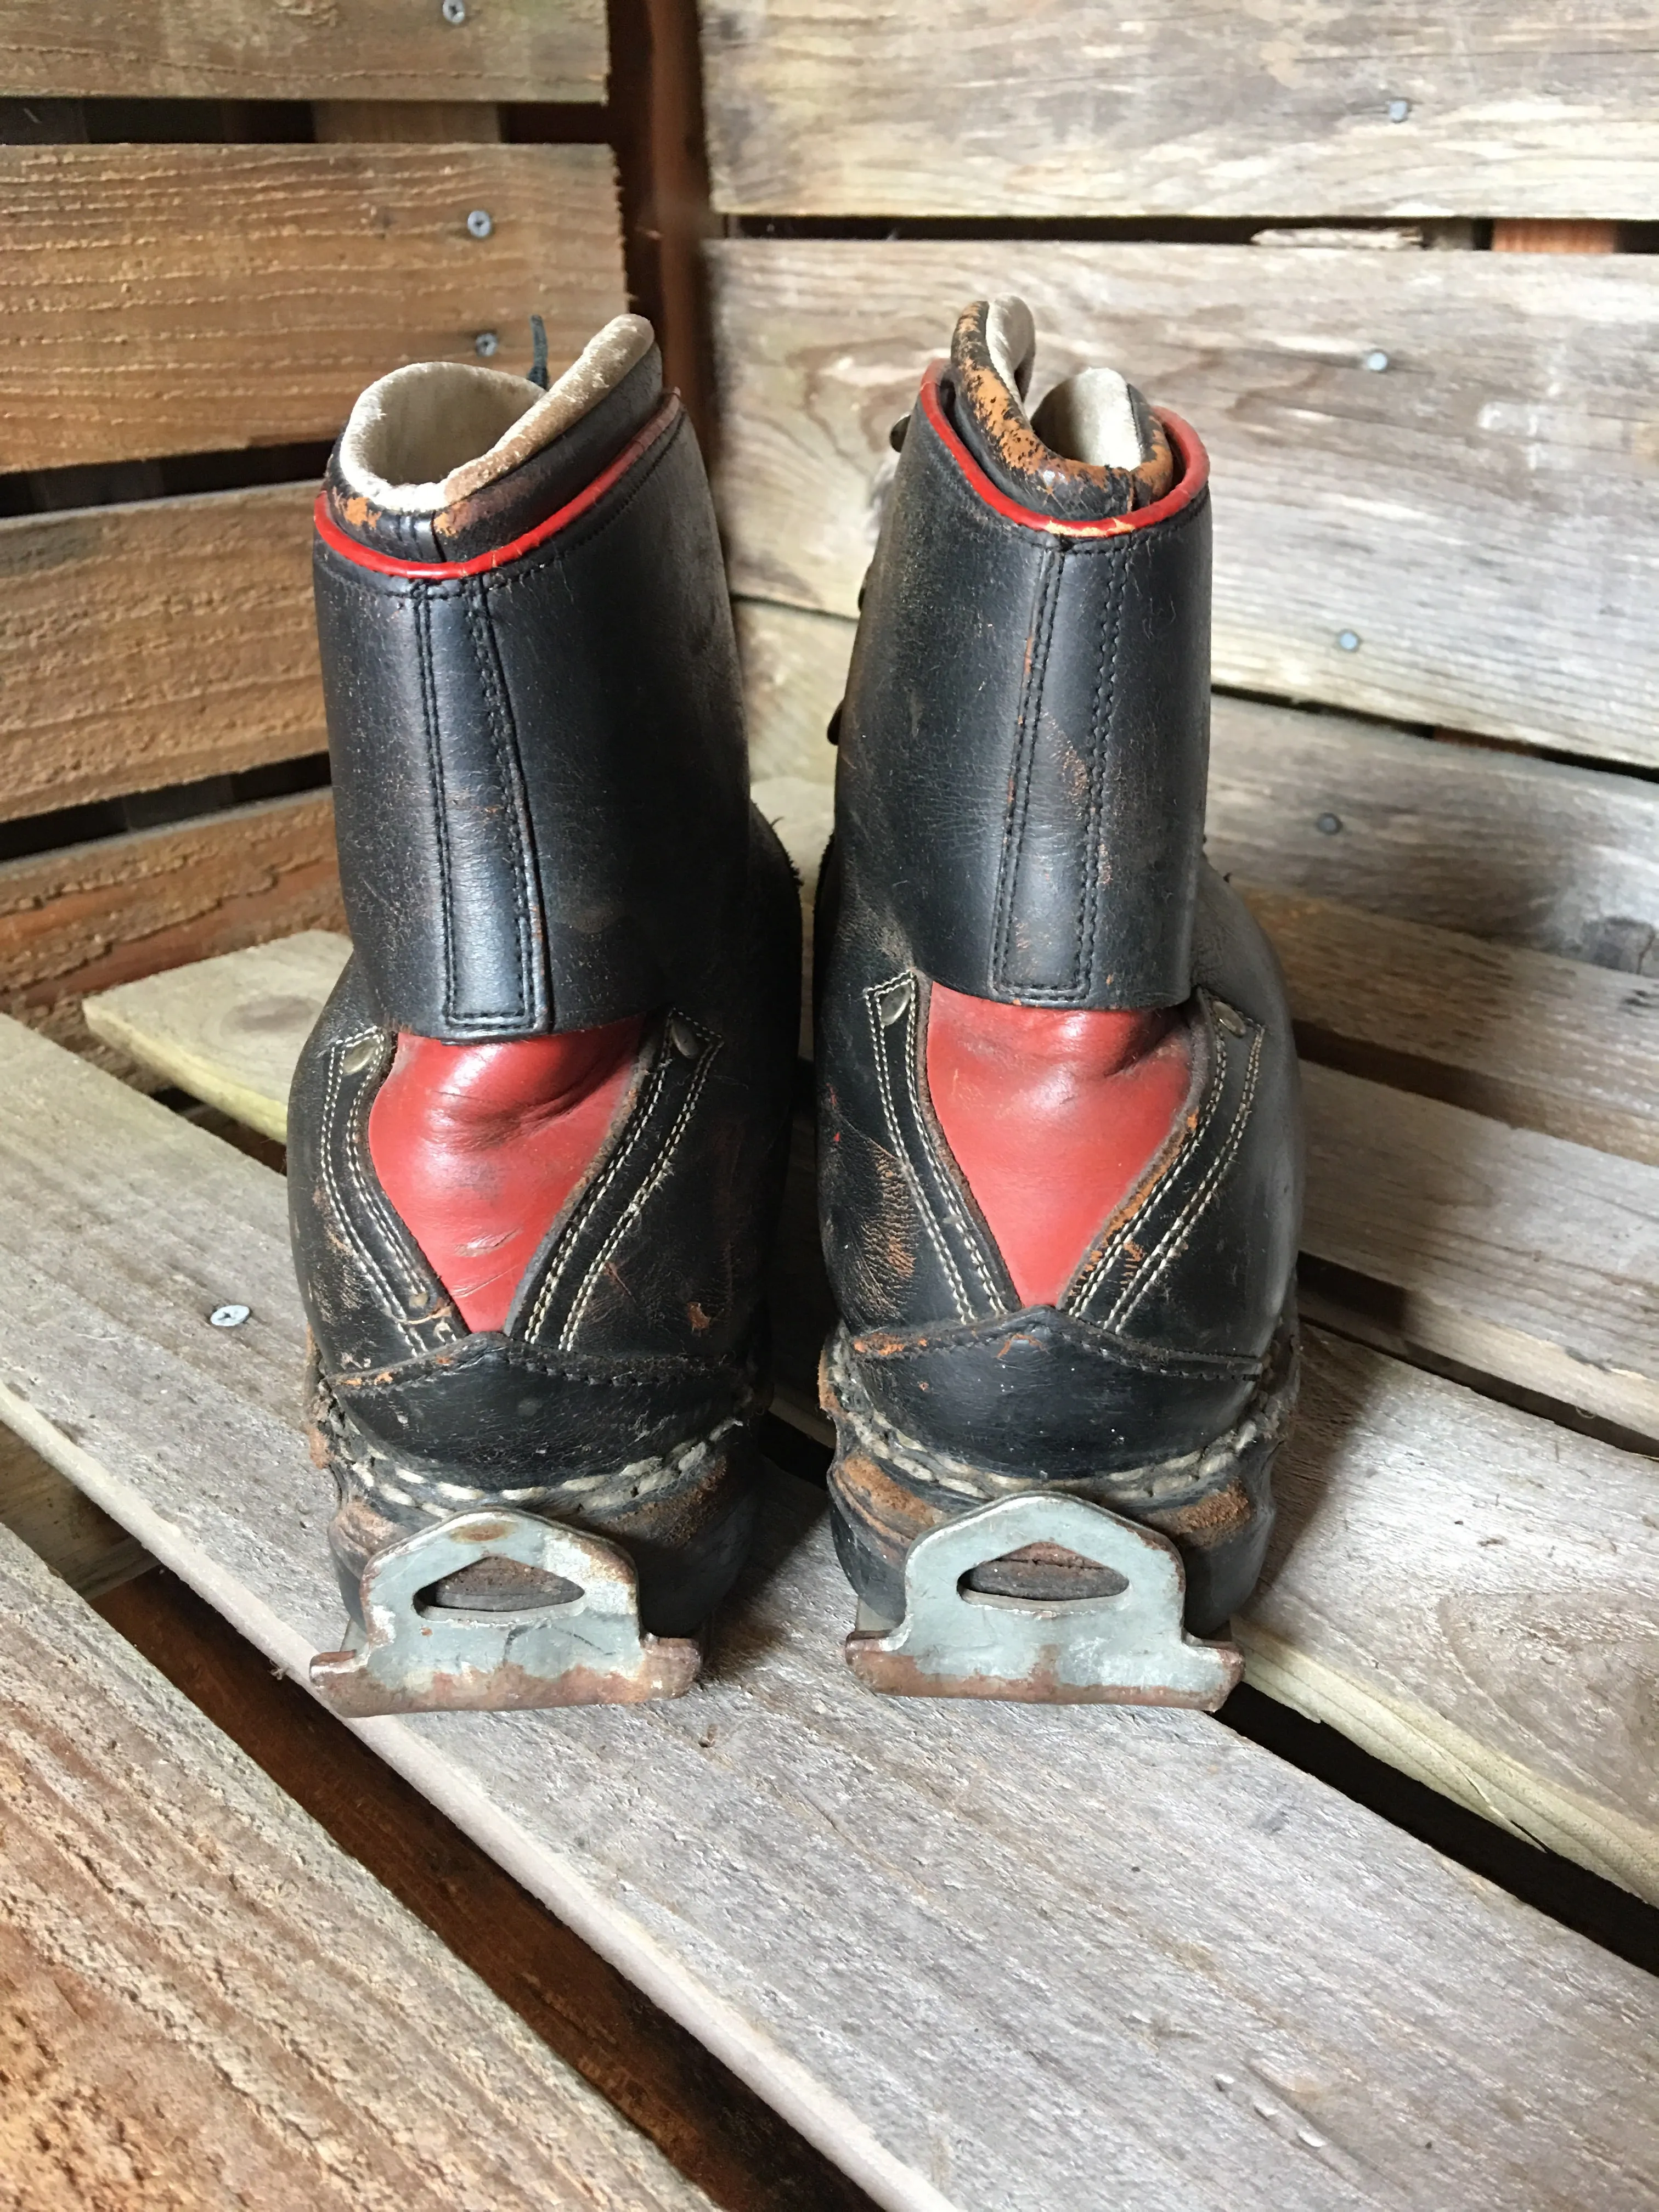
[466,208,494,240]
[669,1017,701,1058]
[474,329,499,357]
[1317,812,1343,836]
[341,1037,379,1074]
[880,977,913,1025]
[1363,349,1390,372]
[1387,97,1410,122]
[1215,1002,1246,1037]
[1336,629,1361,652]
[442,0,467,18]
[210,1304,251,1329]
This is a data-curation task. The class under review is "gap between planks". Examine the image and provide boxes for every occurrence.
[0,1013,1652,2210]
[82,942,1659,1893]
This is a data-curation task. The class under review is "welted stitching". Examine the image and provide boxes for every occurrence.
[866,978,973,1323]
[1102,1024,1263,1332]
[524,1031,682,1339]
[338,1041,433,1312]
[464,579,539,1025]
[557,1034,720,1349]
[904,989,1002,1307]
[991,548,1062,994]
[319,1035,417,1348]
[413,591,458,1031]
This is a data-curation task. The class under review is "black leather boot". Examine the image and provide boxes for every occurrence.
[816,298,1302,1701]
[289,317,798,1711]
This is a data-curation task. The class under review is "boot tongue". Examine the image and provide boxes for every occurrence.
[946,296,1176,522]
[326,313,661,559]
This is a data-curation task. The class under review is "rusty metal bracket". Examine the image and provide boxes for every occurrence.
[844,1493,1242,1708]
[311,1509,701,1718]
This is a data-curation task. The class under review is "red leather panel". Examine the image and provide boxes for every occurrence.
[368,1019,645,1333]
[925,984,1192,1308]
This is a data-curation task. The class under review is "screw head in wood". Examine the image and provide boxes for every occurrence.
[1336,629,1361,652]
[1317,813,1343,836]
[466,208,494,240]
[442,0,467,21]
[210,1304,251,1329]
[475,330,499,357]
[1387,98,1410,122]
[1363,349,1390,372]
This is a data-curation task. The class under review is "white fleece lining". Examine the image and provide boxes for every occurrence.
[1031,368,1147,470]
[336,313,655,514]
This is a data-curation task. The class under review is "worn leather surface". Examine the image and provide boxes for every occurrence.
[314,396,752,1044]
[838,369,1211,1012]
[818,365,1302,1512]
[292,389,799,1618]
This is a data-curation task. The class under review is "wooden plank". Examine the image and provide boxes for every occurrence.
[1,143,624,473]
[0,1520,714,2212]
[0,484,320,820]
[709,239,1659,769]
[0,791,343,1064]
[0,1423,150,1599]
[737,599,1659,970]
[1242,882,1659,1167]
[1298,1062,1659,1441]
[700,0,1659,220]
[94,1568,884,2212]
[85,929,347,1144]
[0,1020,1652,2212]
[74,949,1659,1893]
[1,0,605,104]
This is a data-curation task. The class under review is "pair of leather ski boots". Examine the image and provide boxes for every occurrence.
[290,298,1301,1719]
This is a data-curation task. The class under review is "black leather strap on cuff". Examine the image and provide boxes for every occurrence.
[313,402,751,1041]
[840,390,1211,1009]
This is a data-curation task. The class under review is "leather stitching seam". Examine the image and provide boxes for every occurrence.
[990,546,1061,995]
[866,976,973,1323]
[462,580,539,1026]
[414,592,458,1030]
[319,1032,418,1348]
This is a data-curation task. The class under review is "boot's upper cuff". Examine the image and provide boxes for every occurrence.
[324,326,662,565]
[834,366,1212,1012]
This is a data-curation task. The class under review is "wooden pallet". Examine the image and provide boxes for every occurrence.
[0,1012,1655,2212]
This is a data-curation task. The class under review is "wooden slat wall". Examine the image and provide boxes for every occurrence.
[701,1,1659,219]
[0,487,317,818]
[3,0,606,104]
[2,143,624,472]
[709,239,1659,769]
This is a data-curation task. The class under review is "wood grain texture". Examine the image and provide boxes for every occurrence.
[0,792,343,1056]
[94,1568,882,2212]
[1241,882,1659,1165]
[1,143,624,472]
[736,599,1659,970]
[0,485,319,819]
[0,1022,1651,2211]
[710,240,1659,768]
[1299,1062,1659,1440]
[0,1422,149,1599]
[0,1521,714,2212]
[85,929,348,1143]
[2,0,605,104]
[700,0,1659,219]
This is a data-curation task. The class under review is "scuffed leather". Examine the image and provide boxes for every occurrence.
[314,400,752,1043]
[836,376,1211,1013]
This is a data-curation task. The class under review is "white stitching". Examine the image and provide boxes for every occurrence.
[867,977,973,1323]
[905,987,1001,1305]
[1102,1024,1263,1331]
[338,1037,430,1309]
[319,1034,417,1350]
[556,1031,719,1348]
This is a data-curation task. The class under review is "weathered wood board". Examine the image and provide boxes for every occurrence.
[0,1520,714,2212]
[737,599,1659,972]
[77,955,1659,1895]
[0,484,319,820]
[3,0,605,103]
[711,241,1659,769]
[1,143,624,473]
[0,1422,149,1599]
[0,792,343,1059]
[0,1015,1653,2210]
[701,0,1659,221]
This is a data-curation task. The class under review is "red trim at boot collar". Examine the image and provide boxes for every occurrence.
[919,362,1207,538]
[313,393,682,578]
